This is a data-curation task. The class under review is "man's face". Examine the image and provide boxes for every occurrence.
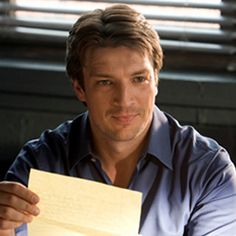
[73,46,158,143]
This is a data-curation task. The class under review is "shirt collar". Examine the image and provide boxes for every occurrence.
[146,106,173,170]
[68,106,173,170]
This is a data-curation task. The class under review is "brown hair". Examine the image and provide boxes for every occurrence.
[66,4,163,88]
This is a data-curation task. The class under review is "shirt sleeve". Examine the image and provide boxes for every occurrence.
[5,128,69,186]
[186,149,236,235]
[4,131,67,236]
[15,224,27,236]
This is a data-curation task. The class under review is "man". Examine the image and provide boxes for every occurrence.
[0,4,236,236]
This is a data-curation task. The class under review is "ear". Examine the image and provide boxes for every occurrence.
[155,86,158,96]
[72,79,86,102]
[154,70,159,96]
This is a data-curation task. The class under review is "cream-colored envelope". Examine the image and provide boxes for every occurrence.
[28,169,142,236]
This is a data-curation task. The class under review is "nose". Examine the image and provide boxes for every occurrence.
[113,82,134,107]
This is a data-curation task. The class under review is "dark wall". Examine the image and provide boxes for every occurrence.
[0,63,236,180]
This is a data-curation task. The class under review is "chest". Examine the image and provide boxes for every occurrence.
[73,159,193,236]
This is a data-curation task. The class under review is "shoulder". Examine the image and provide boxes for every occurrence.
[165,112,235,191]
[149,107,232,171]
[27,111,87,152]
[165,112,229,162]
[5,112,88,185]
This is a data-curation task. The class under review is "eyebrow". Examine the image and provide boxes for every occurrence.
[89,68,150,78]
[89,72,112,78]
[131,69,150,76]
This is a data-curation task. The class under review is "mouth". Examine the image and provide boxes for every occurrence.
[112,114,139,124]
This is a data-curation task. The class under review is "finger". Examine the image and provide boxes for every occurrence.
[0,229,17,235]
[0,192,40,216]
[0,217,26,230]
[0,206,33,224]
[0,181,39,204]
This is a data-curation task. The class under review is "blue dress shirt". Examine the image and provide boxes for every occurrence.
[5,106,236,236]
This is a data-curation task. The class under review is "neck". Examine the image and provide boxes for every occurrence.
[91,132,149,188]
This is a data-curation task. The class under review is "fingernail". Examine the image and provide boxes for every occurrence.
[31,195,39,204]
[34,207,40,215]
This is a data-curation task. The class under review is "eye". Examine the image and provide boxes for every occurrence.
[133,76,146,83]
[97,80,112,86]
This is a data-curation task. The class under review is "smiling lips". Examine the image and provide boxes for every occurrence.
[112,114,139,124]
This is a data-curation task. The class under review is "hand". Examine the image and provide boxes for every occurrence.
[0,181,40,230]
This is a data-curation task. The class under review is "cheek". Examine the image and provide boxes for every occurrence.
[142,85,157,99]
[86,94,108,113]
[142,88,157,109]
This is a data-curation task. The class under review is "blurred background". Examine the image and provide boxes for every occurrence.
[0,0,236,179]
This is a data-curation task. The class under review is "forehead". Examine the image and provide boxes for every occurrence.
[84,46,153,72]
